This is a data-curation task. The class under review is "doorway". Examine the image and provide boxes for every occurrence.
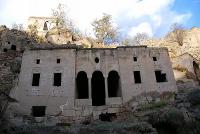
[108,71,121,97]
[92,71,105,106]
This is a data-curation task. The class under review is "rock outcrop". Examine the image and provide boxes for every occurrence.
[146,27,200,63]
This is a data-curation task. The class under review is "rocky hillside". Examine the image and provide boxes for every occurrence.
[147,27,200,63]
[0,25,37,51]
[0,25,36,120]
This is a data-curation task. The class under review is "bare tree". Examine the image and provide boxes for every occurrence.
[122,33,149,46]
[51,3,81,35]
[168,23,186,46]
[133,33,149,46]
[12,23,24,31]
[52,3,67,27]
[52,4,75,30]
[27,22,38,37]
[92,13,118,45]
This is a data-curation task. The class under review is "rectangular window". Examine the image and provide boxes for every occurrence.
[133,57,137,61]
[32,73,40,86]
[54,73,62,86]
[134,71,141,83]
[32,106,46,117]
[153,57,157,61]
[57,59,61,63]
[36,59,40,64]
[155,71,167,82]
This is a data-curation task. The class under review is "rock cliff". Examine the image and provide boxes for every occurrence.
[146,27,200,63]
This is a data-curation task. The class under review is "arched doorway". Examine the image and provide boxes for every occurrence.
[108,71,121,97]
[76,71,89,99]
[92,71,105,106]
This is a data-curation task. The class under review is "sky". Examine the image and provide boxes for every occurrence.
[0,0,199,38]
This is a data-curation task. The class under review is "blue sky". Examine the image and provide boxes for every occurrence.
[172,0,200,29]
[0,0,199,38]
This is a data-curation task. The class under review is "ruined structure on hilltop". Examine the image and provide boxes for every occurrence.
[27,16,90,46]
[8,45,177,123]
[27,16,56,37]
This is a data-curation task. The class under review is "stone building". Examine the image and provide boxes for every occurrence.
[9,45,176,122]
[27,16,56,37]
[27,16,76,45]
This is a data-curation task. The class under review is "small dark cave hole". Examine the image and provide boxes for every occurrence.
[11,45,16,50]
[3,48,8,52]
[99,113,117,122]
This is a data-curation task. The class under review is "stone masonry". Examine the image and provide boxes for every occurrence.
[9,45,177,123]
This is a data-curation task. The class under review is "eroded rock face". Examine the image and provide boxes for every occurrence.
[146,27,200,63]
[0,26,36,53]
[0,26,37,123]
[0,26,38,94]
[45,27,73,45]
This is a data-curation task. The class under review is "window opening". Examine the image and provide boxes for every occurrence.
[32,73,40,86]
[155,70,167,82]
[57,59,61,63]
[32,106,46,117]
[54,73,62,86]
[95,57,99,63]
[36,59,40,64]
[134,71,141,83]
[153,57,157,61]
[133,57,137,61]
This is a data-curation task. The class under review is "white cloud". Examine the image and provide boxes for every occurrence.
[126,0,174,18]
[0,0,192,37]
[128,22,153,37]
[172,13,192,24]
[152,15,162,27]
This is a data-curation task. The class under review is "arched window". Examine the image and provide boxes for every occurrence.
[76,71,89,99]
[107,71,121,97]
[43,21,48,30]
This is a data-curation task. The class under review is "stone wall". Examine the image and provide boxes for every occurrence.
[10,49,76,116]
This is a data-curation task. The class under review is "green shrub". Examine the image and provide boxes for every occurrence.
[139,101,168,111]
[149,108,185,134]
